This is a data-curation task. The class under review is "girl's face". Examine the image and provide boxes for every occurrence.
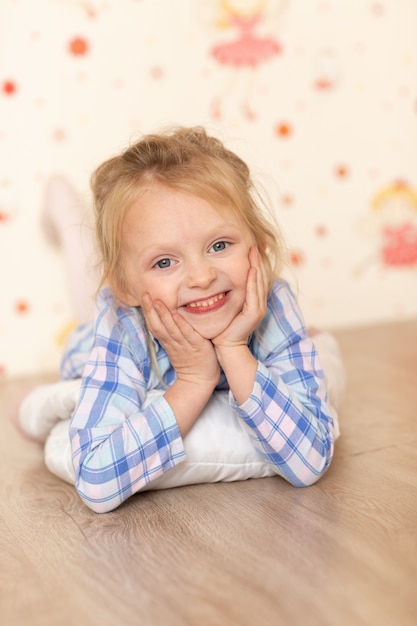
[118,183,255,340]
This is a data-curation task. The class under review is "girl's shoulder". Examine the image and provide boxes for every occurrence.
[61,288,153,381]
[94,288,148,356]
[254,279,307,353]
[267,278,299,312]
[97,286,143,320]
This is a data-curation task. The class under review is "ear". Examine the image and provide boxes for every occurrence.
[109,277,140,308]
[118,291,141,308]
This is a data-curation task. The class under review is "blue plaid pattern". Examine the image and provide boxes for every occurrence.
[62,280,336,512]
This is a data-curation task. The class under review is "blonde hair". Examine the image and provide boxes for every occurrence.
[91,125,284,294]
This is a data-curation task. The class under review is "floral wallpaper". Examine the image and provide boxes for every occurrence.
[1,0,416,379]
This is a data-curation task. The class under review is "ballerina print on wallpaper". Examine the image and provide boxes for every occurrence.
[355,180,417,276]
[208,0,286,121]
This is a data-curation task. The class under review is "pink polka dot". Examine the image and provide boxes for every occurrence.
[371,3,385,16]
[2,80,17,95]
[315,79,333,91]
[315,225,327,237]
[280,194,294,207]
[335,164,349,179]
[150,66,164,79]
[289,250,305,266]
[15,300,30,314]
[320,257,333,269]
[398,85,410,98]
[52,128,67,142]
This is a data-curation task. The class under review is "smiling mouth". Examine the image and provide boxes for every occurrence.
[182,292,228,313]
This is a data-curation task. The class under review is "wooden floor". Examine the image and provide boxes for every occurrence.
[1,319,416,626]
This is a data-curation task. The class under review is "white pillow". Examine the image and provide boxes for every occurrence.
[22,331,344,489]
[44,390,278,488]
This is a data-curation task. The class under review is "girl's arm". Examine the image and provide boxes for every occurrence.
[214,269,335,487]
[141,294,220,437]
[69,290,220,514]
[69,341,187,514]
[230,337,335,488]
[66,293,197,514]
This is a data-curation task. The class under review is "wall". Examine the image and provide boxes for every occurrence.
[1,0,416,379]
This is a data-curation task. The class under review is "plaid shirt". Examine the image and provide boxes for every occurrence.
[62,280,336,513]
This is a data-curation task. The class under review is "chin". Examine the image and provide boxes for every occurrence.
[188,321,228,341]
[200,330,218,341]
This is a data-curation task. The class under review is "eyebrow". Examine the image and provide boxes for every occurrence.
[137,203,248,258]
[138,223,243,253]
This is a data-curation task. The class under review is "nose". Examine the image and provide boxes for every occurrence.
[186,258,217,289]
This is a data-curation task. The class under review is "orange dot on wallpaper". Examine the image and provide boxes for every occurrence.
[112,77,124,89]
[15,300,30,314]
[275,122,293,138]
[371,3,385,16]
[315,79,332,91]
[69,37,89,56]
[320,256,333,269]
[280,194,294,207]
[52,128,67,142]
[0,212,10,222]
[0,365,6,378]
[85,4,98,18]
[335,164,349,178]
[150,66,164,79]
[315,225,327,237]
[289,250,305,266]
[2,80,17,95]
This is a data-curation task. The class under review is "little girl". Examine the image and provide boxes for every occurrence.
[18,126,345,513]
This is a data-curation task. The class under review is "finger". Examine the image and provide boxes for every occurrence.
[250,247,268,298]
[142,295,177,342]
[257,256,269,301]
[144,296,203,348]
[172,313,220,357]
[248,246,259,270]
[171,311,205,344]
[141,293,160,331]
[247,248,264,302]
[152,300,186,341]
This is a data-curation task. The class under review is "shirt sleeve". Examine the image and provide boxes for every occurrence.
[230,281,336,487]
[60,320,95,380]
[68,296,185,514]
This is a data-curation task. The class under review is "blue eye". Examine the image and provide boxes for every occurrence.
[155,258,173,269]
[211,241,228,252]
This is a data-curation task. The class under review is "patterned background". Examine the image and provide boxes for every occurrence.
[1,0,416,379]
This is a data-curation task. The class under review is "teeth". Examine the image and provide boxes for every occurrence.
[188,293,225,308]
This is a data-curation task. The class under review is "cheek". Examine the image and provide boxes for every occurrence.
[146,280,177,310]
[231,256,251,284]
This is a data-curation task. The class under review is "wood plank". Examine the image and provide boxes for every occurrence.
[1,319,416,626]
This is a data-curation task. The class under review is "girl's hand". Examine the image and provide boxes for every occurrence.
[211,247,268,405]
[212,247,268,350]
[142,294,220,388]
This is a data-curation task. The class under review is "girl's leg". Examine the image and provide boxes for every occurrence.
[42,175,99,324]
